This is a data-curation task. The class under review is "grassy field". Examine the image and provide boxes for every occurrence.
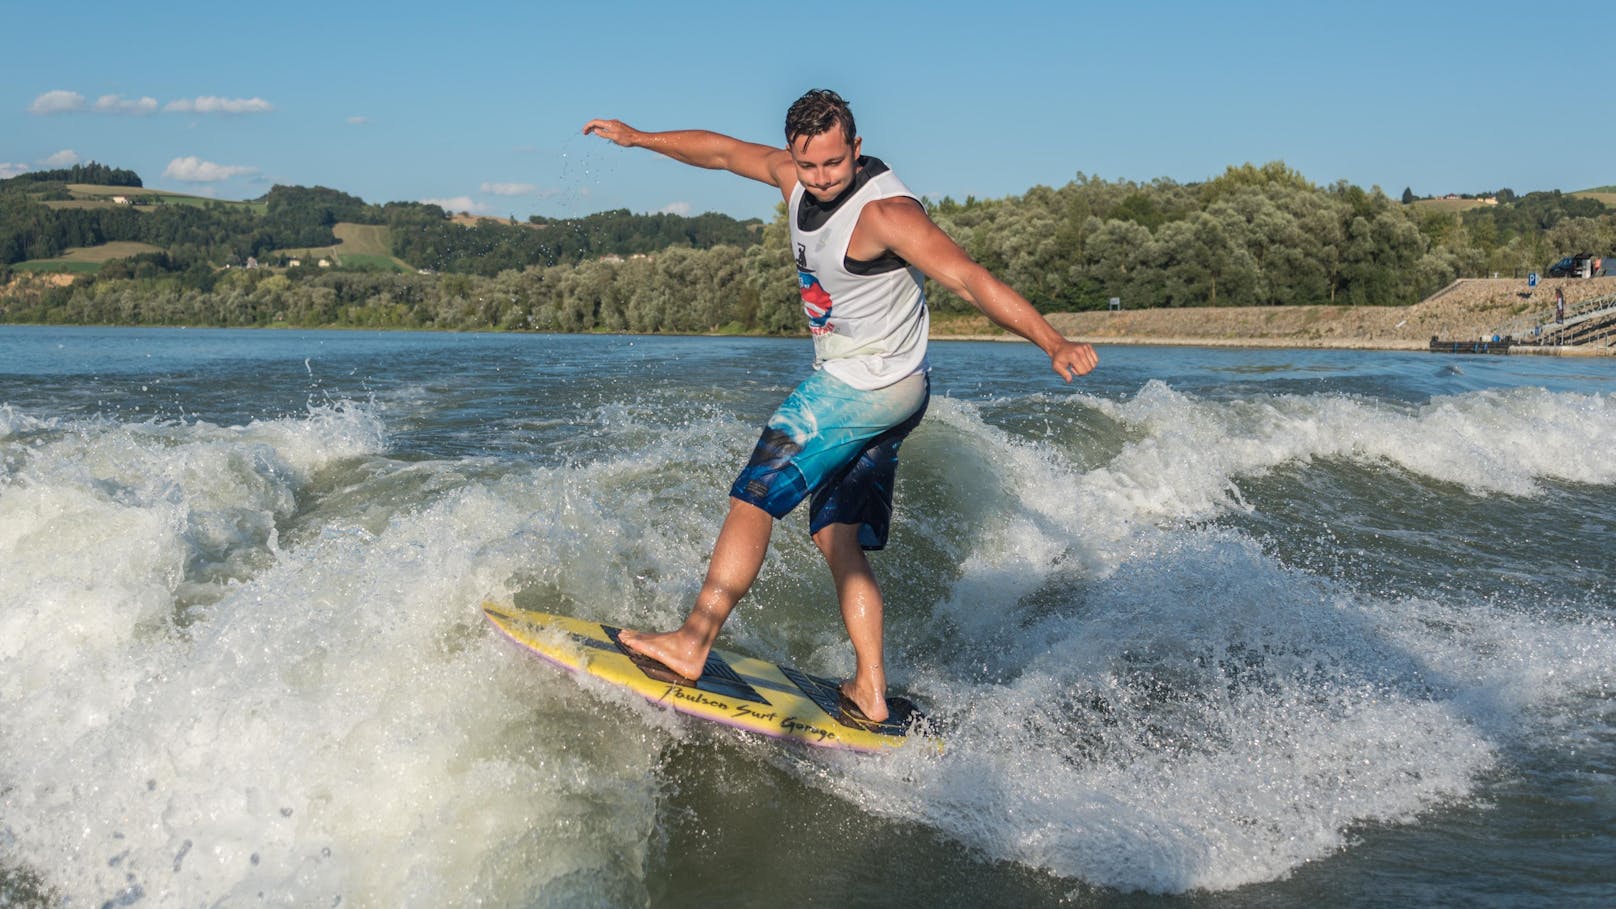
[40,200,135,210]
[1415,188,1616,212]
[13,259,104,274]
[335,253,407,270]
[13,222,407,276]
[269,222,409,271]
[1409,197,1493,213]
[330,223,392,255]
[1572,190,1616,206]
[33,184,268,214]
[13,241,166,273]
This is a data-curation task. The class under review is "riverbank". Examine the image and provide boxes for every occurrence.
[7,274,1613,354]
[934,277,1616,355]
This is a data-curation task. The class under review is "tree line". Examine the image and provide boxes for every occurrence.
[922,162,1612,312]
[0,170,763,275]
[386,206,761,276]
[0,240,797,334]
[0,180,380,266]
[3,162,142,188]
[3,160,1613,334]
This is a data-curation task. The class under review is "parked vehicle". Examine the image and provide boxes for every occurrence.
[1547,253,1596,278]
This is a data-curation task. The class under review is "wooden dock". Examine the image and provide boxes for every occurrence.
[1429,336,1513,355]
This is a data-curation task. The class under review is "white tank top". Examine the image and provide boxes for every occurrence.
[788,157,929,390]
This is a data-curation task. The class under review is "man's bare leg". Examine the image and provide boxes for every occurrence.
[813,522,889,723]
[618,498,773,679]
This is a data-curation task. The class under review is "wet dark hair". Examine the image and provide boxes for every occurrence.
[784,89,856,147]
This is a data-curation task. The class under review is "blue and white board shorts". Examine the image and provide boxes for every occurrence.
[730,369,929,551]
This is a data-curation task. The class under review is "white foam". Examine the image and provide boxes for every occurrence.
[4,379,1611,901]
[0,403,57,441]
[1087,381,1616,502]
[0,401,737,905]
[809,384,1616,893]
[824,527,1616,893]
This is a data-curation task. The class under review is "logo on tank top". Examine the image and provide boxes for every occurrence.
[797,243,834,336]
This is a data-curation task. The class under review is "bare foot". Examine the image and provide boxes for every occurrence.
[839,679,889,724]
[617,628,710,680]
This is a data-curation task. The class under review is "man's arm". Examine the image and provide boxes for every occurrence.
[582,118,795,193]
[861,198,1099,382]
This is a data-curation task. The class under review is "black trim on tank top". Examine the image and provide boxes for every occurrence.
[844,249,910,275]
[796,156,911,274]
[796,156,890,232]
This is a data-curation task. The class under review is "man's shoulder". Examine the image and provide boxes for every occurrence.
[847,194,933,263]
[857,195,928,230]
[764,148,798,192]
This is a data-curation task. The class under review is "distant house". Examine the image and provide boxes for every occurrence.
[246,256,258,269]
[112,195,131,205]
[287,258,302,268]
[317,258,331,268]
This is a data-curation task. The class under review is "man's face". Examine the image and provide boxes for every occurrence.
[789,125,861,202]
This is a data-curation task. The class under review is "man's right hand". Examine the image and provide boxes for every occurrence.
[580,120,794,197]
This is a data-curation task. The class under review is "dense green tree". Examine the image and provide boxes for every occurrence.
[1546,217,1612,257]
[7,160,1615,332]
[0,161,142,190]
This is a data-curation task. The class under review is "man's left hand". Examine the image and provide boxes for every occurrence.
[1050,341,1098,382]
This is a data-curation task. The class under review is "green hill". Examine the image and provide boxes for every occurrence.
[3,165,766,278]
[11,241,166,274]
[46,183,268,213]
[268,223,410,272]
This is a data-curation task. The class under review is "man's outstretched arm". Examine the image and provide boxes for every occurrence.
[865,198,1099,382]
[582,119,794,191]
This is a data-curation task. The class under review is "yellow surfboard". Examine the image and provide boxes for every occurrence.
[483,601,932,753]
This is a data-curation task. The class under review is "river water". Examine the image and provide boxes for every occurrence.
[1,326,1612,907]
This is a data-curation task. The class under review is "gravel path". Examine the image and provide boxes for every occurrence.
[1024,277,1616,352]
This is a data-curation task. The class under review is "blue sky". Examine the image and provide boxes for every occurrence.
[5,1,1608,222]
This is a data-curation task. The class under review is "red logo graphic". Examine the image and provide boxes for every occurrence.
[799,271,834,335]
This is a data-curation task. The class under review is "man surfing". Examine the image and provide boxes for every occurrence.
[583,89,1097,723]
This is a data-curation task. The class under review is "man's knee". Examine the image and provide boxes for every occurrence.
[812,521,862,556]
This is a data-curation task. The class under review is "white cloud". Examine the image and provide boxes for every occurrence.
[658,201,693,216]
[164,96,274,115]
[481,182,538,197]
[163,156,258,183]
[94,94,158,115]
[29,90,85,115]
[41,149,80,167]
[346,115,369,125]
[0,163,29,179]
[422,196,492,215]
[30,89,280,117]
